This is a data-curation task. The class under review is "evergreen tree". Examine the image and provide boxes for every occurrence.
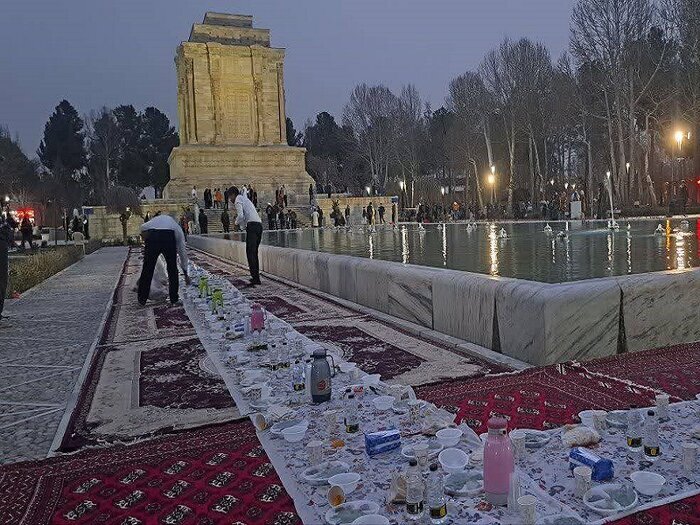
[0,127,39,198]
[286,117,303,146]
[140,107,178,197]
[113,104,147,189]
[37,100,86,174]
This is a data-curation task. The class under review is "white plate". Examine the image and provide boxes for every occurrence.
[444,470,484,497]
[401,441,443,459]
[583,483,638,516]
[325,500,380,525]
[606,410,627,429]
[522,429,550,448]
[302,461,351,486]
[271,419,307,435]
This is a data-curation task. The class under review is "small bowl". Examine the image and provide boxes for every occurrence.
[328,472,361,495]
[630,471,665,496]
[373,396,394,411]
[438,448,469,474]
[351,515,389,525]
[281,424,307,443]
[436,428,463,447]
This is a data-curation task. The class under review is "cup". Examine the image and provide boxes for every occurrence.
[324,410,339,440]
[307,440,324,466]
[518,494,537,525]
[655,393,670,420]
[414,442,429,468]
[682,442,698,472]
[408,400,422,424]
[327,485,346,507]
[510,430,526,460]
[592,411,607,432]
[573,466,592,498]
[253,413,268,431]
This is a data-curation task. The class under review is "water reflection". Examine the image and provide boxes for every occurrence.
[488,223,498,276]
[264,218,699,283]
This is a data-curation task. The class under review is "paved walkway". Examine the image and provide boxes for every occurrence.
[0,247,128,464]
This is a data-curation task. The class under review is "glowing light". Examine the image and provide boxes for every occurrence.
[487,174,496,186]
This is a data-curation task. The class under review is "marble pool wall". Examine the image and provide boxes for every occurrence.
[188,235,700,366]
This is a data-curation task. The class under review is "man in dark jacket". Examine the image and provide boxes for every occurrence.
[221,210,230,233]
[198,209,208,234]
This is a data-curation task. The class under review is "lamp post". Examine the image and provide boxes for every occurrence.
[365,186,371,197]
[399,180,405,211]
[487,174,496,204]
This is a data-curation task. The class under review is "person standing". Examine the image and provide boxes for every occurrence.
[345,204,351,226]
[138,214,190,306]
[0,218,12,324]
[19,217,33,250]
[231,187,263,286]
[366,202,374,226]
[198,209,208,234]
[391,203,397,224]
[82,215,90,239]
[317,206,324,227]
[378,203,386,224]
[221,210,230,233]
[311,208,319,227]
[191,186,198,203]
[308,183,314,205]
[282,185,288,208]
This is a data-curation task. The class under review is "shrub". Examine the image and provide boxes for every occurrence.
[7,246,84,296]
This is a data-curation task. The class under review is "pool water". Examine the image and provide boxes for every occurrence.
[262,218,700,283]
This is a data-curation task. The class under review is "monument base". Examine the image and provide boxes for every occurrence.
[165,144,314,205]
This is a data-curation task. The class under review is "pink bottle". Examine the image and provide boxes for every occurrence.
[250,303,266,332]
[483,416,514,506]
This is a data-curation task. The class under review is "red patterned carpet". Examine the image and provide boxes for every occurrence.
[577,342,700,402]
[0,420,299,525]
[415,363,661,433]
[611,493,700,525]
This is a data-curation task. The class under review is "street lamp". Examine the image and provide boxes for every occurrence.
[365,186,371,196]
[487,173,496,204]
[440,187,445,196]
[399,181,404,191]
[675,130,685,151]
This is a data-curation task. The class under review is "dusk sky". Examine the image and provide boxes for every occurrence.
[1,0,576,156]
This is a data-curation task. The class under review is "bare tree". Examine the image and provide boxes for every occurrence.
[86,107,120,203]
[342,84,398,192]
[392,85,426,199]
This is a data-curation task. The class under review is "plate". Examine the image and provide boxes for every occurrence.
[401,440,443,459]
[271,419,307,435]
[522,429,550,448]
[444,470,484,497]
[324,500,380,525]
[392,400,409,415]
[583,483,638,516]
[302,461,351,486]
[606,410,628,429]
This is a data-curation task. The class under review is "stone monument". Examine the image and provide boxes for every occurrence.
[165,12,313,202]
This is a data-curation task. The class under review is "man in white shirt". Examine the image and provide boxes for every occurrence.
[231,186,264,286]
[138,213,190,305]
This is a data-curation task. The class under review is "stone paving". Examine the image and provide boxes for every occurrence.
[0,247,128,464]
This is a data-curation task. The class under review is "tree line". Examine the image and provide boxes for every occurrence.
[0,100,178,209]
[300,0,699,213]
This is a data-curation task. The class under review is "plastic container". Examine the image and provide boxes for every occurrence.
[483,416,514,506]
[643,409,660,460]
[436,428,462,447]
[438,448,469,474]
[405,459,424,520]
[427,463,447,523]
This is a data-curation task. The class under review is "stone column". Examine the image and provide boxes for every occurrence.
[207,44,223,143]
[277,62,287,145]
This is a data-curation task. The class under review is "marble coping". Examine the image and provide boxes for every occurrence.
[188,235,700,366]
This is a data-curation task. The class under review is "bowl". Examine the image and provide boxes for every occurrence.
[436,427,463,447]
[438,448,469,474]
[328,472,361,495]
[373,396,394,411]
[281,424,307,443]
[630,471,666,496]
[351,515,390,525]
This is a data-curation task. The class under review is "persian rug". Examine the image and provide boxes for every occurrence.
[0,420,299,525]
[575,342,700,402]
[189,250,510,386]
[59,249,239,452]
[415,364,658,434]
[611,493,700,525]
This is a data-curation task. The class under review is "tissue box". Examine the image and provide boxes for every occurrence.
[569,447,614,481]
[364,429,401,457]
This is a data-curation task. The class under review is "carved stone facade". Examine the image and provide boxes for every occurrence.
[166,12,312,202]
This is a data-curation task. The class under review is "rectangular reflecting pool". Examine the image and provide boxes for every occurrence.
[263,218,700,283]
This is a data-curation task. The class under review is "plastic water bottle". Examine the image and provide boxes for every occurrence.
[626,405,644,453]
[643,409,660,460]
[426,463,447,523]
[291,360,305,403]
[344,394,359,433]
[405,458,424,520]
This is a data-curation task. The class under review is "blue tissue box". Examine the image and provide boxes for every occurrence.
[365,429,401,457]
[569,447,614,481]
